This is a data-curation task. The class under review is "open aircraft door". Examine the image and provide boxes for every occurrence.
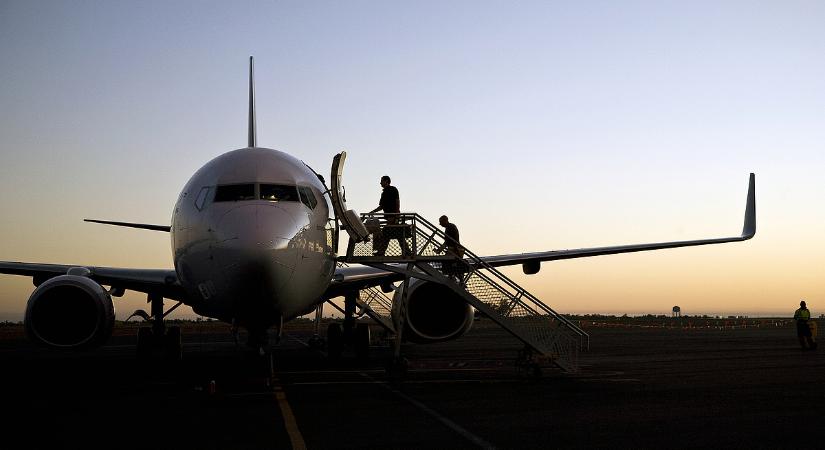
[330,151,369,242]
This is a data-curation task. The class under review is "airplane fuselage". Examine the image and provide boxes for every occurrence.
[171,147,337,329]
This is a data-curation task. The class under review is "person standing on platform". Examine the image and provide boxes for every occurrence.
[369,176,409,256]
[794,300,816,350]
[369,175,400,218]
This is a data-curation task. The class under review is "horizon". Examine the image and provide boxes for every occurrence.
[0,309,818,324]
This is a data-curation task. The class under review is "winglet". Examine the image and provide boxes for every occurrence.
[248,56,256,148]
[741,173,756,239]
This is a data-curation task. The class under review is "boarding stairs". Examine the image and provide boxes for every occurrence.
[355,285,395,332]
[339,212,589,373]
[328,262,397,334]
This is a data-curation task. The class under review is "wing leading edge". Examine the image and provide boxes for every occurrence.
[84,219,171,232]
[0,261,185,300]
[482,173,756,268]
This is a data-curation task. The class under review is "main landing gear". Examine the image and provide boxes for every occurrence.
[129,293,183,361]
[307,303,326,350]
[326,292,371,360]
[326,322,371,360]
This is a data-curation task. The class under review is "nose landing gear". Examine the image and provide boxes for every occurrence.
[325,292,372,360]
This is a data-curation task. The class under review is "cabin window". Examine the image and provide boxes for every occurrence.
[260,184,299,202]
[214,184,255,202]
[298,186,317,210]
[194,187,210,210]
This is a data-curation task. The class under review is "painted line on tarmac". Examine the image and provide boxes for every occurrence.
[280,367,509,375]
[285,334,311,347]
[290,378,517,386]
[360,372,497,450]
[272,375,307,450]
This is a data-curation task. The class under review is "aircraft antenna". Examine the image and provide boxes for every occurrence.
[248,56,256,148]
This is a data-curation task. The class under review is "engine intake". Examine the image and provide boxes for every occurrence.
[24,275,115,349]
[392,279,473,343]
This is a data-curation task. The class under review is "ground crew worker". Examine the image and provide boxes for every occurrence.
[794,300,816,350]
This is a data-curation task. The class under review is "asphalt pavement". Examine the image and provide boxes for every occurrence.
[1,321,822,449]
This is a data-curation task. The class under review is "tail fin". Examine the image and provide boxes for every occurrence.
[248,56,256,148]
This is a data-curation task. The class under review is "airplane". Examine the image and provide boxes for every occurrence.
[0,57,756,362]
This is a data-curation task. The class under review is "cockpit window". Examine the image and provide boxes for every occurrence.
[260,184,299,202]
[214,184,255,202]
[298,186,317,209]
[194,186,210,210]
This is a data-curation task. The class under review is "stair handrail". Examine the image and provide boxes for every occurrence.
[359,212,588,344]
[412,213,587,336]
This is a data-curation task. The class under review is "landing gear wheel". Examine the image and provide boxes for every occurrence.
[327,323,343,360]
[136,327,153,359]
[165,326,182,361]
[515,347,542,380]
[386,356,408,381]
[308,334,325,350]
[355,323,371,360]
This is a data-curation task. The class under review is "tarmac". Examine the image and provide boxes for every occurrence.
[1,319,823,449]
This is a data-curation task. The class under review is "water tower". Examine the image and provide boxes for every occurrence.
[672,306,681,318]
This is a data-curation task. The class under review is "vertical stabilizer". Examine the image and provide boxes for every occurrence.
[248,56,257,148]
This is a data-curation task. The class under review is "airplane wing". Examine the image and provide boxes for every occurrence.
[326,173,755,293]
[482,173,755,268]
[0,259,389,304]
[84,219,171,232]
[325,264,404,298]
[0,262,186,300]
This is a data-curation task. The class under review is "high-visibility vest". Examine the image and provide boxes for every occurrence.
[794,308,811,321]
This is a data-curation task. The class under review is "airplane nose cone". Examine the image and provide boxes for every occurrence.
[217,204,299,249]
[214,204,302,294]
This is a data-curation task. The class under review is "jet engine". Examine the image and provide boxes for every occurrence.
[392,279,473,343]
[24,274,115,349]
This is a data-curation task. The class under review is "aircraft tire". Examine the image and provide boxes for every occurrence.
[386,356,408,381]
[355,323,370,360]
[136,327,153,359]
[308,334,325,350]
[165,326,182,361]
[327,323,344,360]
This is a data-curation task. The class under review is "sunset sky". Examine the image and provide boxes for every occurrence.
[1,1,823,321]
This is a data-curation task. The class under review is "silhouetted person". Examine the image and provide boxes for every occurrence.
[794,300,816,350]
[435,215,464,282]
[369,176,409,256]
[369,175,400,217]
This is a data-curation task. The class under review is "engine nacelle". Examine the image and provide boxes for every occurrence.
[392,279,474,343]
[24,275,115,349]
